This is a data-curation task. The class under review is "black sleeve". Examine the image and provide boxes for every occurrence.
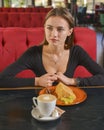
[75,46,104,86]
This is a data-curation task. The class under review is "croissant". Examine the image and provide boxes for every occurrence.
[55,82,76,103]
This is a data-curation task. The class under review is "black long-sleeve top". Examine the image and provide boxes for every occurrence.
[0,45,104,87]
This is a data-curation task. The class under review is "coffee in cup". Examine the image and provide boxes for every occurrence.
[33,94,57,117]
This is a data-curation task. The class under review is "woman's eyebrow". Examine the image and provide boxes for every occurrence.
[57,26,64,29]
[45,25,52,27]
[46,25,65,28]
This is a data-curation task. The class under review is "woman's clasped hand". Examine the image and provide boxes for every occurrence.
[35,72,76,87]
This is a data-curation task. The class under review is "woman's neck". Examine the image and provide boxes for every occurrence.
[48,45,65,56]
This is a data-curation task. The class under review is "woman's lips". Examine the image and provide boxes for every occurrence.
[50,39,58,42]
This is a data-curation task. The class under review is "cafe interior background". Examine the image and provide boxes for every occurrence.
[0,0,104,13]
[0,0,104,67]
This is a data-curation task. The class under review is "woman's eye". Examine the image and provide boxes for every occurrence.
[57,28,64,32]
[47,27,53,31]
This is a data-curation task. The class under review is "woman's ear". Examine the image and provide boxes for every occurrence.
[68,28,73,36]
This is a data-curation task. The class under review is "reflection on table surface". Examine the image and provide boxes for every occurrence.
[0,86,104,130]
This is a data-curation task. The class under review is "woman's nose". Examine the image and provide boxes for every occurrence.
[51,29,58,37]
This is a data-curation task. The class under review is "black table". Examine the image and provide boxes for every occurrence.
[0,87,104,130]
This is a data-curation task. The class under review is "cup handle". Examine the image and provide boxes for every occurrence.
[32,97,38,107]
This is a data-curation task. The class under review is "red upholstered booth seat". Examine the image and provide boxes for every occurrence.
[74,27,96,77]
[0,7,52,12]
[0,13,8,27]
[0,12,47,27]
[0,27,96,78]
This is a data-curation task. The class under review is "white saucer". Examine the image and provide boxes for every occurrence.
[31,107,62,122]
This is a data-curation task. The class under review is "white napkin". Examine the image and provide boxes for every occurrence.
[55,106,65,116]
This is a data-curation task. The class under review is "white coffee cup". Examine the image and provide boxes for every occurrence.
[32,94,57,117]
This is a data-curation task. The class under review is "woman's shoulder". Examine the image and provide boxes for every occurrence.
[28,45,43,51]
[70,45,88,56]
[26,45,43,54]
[17,45,43,63]
[71,45,84,52]
[19,45,43,59]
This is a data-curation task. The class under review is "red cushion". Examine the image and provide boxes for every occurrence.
[40,13,47,26]
[19,13,31,27]
[0,13,8,27]
[2,7,10,12]
[16,70,35,78]
[74,27,96,77]
[8,13,20,27]
[27,28,44,47]
[74,27,96,60]
[3,28,27,58]
[30,13,42,27]
[0,28,15,71]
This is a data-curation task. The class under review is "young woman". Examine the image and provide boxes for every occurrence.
[0,7,104,88]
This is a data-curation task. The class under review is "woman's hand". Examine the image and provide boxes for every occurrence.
[35,73,57,87]
[56,72,76,86]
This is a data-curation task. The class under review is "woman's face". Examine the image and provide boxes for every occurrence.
[44,16,73,47]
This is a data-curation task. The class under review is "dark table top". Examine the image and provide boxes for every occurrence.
[0,87,104,130]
